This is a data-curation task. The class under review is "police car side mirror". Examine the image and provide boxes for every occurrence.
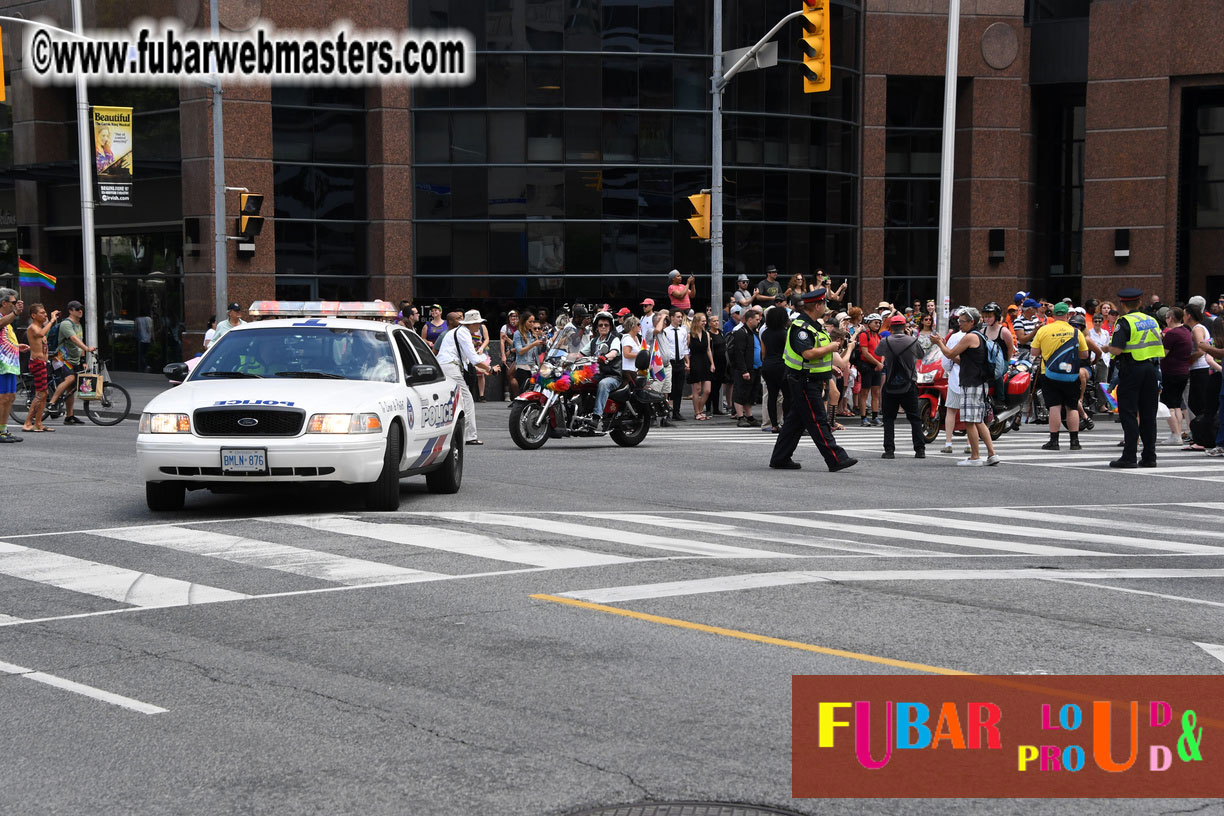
[163,362,189,382]
[408,363,440,383]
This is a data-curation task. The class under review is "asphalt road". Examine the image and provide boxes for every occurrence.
[1,396,1222,815]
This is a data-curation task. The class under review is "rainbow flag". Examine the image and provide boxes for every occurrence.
[648,338,666,382]
[1099,382,1118,412]
[18,259,55,290]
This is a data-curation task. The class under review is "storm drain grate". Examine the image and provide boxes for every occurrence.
[565,803,808,816]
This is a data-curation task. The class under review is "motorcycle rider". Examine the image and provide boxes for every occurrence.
[584,310,623,431]
[981,302,1014,408]
[981,302,1015,361]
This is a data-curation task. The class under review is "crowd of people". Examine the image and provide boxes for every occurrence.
[392,276,1224,469]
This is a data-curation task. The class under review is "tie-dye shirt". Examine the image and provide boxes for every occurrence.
[0,324,19,375]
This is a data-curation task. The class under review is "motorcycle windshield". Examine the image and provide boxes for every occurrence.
[922,346,944,365]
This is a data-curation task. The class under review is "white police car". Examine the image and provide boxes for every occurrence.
[138,301,466,511]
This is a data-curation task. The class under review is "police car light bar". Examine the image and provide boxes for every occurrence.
[247,300,399,319]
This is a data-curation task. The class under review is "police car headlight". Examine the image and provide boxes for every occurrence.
[307,413,383,434]
[140,413,191,433]
[916,372,935,384]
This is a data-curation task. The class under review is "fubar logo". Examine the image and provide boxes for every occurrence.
[792,676,1219,798]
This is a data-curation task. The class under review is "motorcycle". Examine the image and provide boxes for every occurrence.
[916,344,1013,442]
[915,345,946,443]
[987,356,1036,440]
[508,347,660,450]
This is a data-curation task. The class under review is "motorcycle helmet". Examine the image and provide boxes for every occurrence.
[593,310,615,327]
[1068,313,1087,330]
[982,302,1002,319]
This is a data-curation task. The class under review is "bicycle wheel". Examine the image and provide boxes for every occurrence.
[85,382,132,426]
[8,380,32,424]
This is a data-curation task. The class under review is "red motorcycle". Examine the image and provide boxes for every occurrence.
[508,348,658,449]
[916,344,1023,442]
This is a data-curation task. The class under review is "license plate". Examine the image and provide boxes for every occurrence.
[221,448,267,473]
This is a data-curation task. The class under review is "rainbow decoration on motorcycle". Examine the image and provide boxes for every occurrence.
[529,362,599,393]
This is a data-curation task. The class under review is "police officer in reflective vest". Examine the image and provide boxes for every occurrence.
[1106,287,1165,468]
[769,288,858,473]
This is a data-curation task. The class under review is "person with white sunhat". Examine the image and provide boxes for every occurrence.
[435,309,500,446]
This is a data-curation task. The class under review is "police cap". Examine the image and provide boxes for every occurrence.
[1117,287,1143,302]
[799,288,827,304]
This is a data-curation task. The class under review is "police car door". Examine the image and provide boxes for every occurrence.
[396,329,458,465]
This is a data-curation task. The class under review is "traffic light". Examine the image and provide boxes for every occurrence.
[687,190,710,241]
[800,0,831,94]
[237,193,264,240]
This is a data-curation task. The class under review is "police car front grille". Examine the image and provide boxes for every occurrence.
[193,408,305,437]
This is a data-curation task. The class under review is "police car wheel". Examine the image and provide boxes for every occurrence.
[366,421,403,511]
[146,481,185,512]
[426,416,464,494]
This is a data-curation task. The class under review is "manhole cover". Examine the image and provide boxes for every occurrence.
[567,804,807,816]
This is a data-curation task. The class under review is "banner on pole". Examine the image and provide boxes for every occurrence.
[93,106,132,207]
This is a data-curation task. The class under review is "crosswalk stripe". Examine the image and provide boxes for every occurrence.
[584,512,948,557]
[0,614,27,624]
[0,540,249,607]
[94,526,451,586]
[422,512,799,559]
[281,516,637,568]
[704,511,1111,557]
[943,507,1224,550]
[560,567,1224,604]
[857,509,1221,556]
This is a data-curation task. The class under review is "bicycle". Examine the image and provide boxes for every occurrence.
[10,356,132,427]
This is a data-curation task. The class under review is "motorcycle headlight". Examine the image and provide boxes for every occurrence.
[307,413,383,434]
[139,413,191,433]
[538,363,554,378]
[916,372,935,384]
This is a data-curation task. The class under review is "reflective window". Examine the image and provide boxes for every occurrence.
[410,0,862,309]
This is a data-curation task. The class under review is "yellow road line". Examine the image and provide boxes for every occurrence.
[530,593,972,676]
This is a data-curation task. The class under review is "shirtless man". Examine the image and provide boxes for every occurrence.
[22,303,59,432]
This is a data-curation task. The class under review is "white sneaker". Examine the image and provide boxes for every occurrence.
[940,443,953,454]
[986,454,1001,466]
[1161,434,1181,446]
[1207,447,1224,457]
[957,457,985,467]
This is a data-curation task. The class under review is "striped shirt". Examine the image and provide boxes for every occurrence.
[1012,315,1038,347]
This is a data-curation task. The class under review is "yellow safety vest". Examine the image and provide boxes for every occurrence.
[783,317,832,374]
[1120,312,1165,362]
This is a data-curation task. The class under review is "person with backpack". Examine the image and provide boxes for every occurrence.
[930,307,1000,466]
[878,314,925,459]
[1031,301,1089,451]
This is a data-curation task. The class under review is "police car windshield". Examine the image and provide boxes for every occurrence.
[193,326,398,383]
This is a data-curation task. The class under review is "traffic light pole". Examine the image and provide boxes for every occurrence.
[935,0,960,330]
[69,0,98,352]
[710,7,809,320]
[710,0,723,320]
[211,0,229,320]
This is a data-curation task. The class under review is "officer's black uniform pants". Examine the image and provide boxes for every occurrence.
[1117,360,1159,463]
[770,374,852,470]
[882,385,925,454]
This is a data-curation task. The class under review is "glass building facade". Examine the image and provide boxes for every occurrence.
[410,0,862,311]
